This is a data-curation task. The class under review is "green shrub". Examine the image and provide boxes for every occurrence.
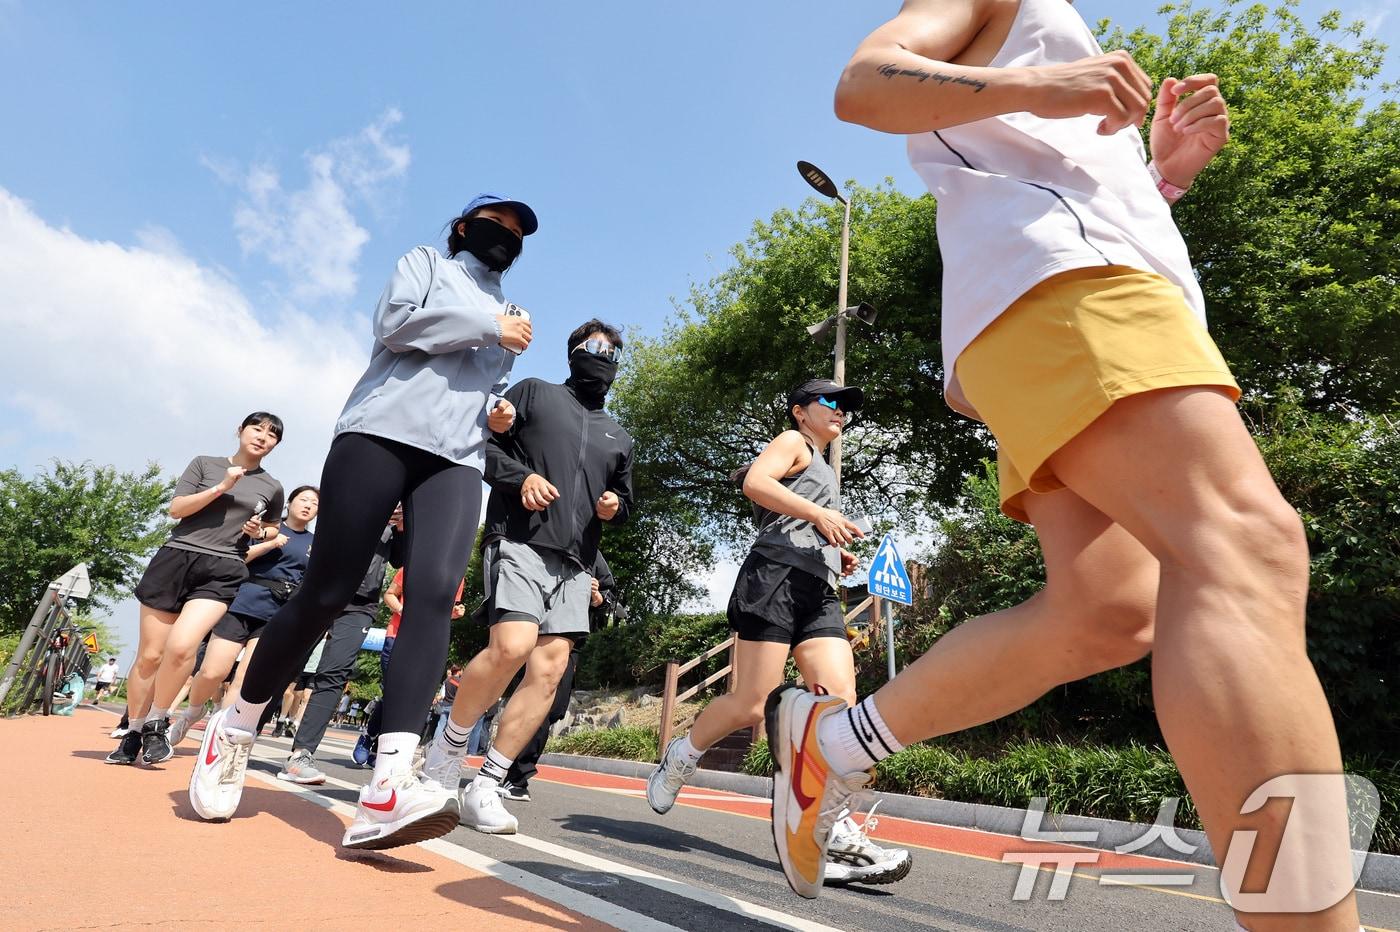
[742,737,1397,854]
[548,726,660,763]
[575,612,730,690]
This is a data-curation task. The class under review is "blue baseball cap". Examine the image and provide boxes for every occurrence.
[463,193,538,236]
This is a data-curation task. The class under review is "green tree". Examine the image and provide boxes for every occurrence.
[1102,0,1400,411]
[0,461,173,635]
[611,1,1398,621]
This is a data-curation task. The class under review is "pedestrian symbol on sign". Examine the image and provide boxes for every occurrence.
[867,533,913,605]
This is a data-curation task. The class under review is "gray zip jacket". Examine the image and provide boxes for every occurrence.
[335,246,515,472]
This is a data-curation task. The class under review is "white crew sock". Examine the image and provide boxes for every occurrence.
[148,707,169,725]
[182,703,208,724]
[675,734,705,766]
[222,695,269,735]
[371,731,419,783]
[473,747,513,788]
[127,716,147,732]
[437,716,473,755]
[816,695,904,775]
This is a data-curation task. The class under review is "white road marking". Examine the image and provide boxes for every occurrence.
[245,763,684,932]
[246,746,843,932]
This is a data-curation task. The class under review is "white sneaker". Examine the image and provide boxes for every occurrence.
[187,708,255,821]
[647,737,697,814]
[167,707,205,748]
[342,771,460,850]
[109,726,128,739]
[824,803,912,886]
[420,742,465,791]
[459,779,519,834]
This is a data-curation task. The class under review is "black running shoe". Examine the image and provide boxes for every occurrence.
[497,781,531,802]
[105,729,143,765]
[141,718,174,765]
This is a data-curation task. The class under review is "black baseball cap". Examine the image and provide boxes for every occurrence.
[788,378,864,412]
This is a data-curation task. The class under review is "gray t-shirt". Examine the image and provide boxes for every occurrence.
[163,456,284,561]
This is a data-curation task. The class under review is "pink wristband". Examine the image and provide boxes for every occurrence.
[1148,163,1189,203]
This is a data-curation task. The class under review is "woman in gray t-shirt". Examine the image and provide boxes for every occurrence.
[108,412,285,767]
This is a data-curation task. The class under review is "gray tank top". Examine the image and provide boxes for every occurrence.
[749,440,841,588]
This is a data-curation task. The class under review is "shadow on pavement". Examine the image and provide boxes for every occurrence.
[554,812,776,871]
[435,876,595,930]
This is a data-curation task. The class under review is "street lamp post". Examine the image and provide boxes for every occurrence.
[797,160,852,488]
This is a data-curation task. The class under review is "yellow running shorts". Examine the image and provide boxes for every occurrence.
[954,265,1240,523]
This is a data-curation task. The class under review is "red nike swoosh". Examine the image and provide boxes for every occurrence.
[363,790,397,812]
[205,737,219,766]
[790,707,822,810]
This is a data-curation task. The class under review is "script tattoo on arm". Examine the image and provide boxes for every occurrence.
[877,62,988,93]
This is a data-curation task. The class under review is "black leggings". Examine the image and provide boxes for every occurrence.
[240,433,481,736]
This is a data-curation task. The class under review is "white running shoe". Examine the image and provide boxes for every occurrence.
[647,736,697,814]
[459,779,519,834]
[342,771,460,850]
[824,803,912,886]
[187,708,255,821]
[167,707,205,748]
[420,742,465,792]
[109,726,128,739]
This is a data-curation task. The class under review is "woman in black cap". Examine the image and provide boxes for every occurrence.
[187,194,538,852]
[645,378,911,887]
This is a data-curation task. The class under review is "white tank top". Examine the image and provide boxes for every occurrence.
[906,0,1206,416]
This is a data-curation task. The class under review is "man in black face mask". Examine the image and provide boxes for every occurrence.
[422,319,634,834]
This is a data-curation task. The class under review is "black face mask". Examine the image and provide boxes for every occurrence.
[567,351,618,403]
[459,217,522,272]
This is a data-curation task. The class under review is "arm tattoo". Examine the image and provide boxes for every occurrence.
[877,62,988,93]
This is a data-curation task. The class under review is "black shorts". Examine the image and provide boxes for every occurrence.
[727,553,845,646]
[295,672,315,691]
[211,610,268,645]
[134,546,248,613]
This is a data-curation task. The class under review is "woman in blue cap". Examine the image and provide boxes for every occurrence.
[187,194,539,850]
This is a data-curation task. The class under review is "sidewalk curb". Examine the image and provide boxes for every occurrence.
[539,752,1400,895]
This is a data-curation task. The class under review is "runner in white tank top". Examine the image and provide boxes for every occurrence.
[762,2,1364,928]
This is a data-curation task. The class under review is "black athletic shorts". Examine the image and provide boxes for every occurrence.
[295,672,315,691]
[727,553,845,646]
[134,546,248,613]
[211,610,269,645]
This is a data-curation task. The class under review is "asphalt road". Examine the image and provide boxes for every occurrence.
[245,728,1400,932]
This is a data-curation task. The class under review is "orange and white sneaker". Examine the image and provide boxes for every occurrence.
[342,771,460,850]
[766,685,873,899]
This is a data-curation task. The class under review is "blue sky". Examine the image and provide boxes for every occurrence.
[1,0,1394,662]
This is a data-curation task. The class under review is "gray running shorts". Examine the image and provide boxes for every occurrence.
[483,539,591,636]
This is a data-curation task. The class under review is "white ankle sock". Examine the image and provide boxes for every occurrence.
[148,707,169,724]
[475,747,513,787]
[817,696,904,774]
[372,732,419,782]
[183,704,207,723]
[222,696,269,734]
[438,717,472,754]
[675,734,705,766]
[127,716,147,732]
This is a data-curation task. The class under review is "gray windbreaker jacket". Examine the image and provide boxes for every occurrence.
[334,245,515,471]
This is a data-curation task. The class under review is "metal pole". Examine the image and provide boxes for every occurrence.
[885,599,897,683]
[0,587,57,709]
[830,194,851,491]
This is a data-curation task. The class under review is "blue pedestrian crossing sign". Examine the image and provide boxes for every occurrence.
[868,533,914,605]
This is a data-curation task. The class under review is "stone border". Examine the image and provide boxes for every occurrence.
[539,752,1400,894]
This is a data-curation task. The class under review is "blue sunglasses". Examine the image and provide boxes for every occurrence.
[816,396,841,411]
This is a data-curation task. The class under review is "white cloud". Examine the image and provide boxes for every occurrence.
[217,109,410,302]
[0,186,374,666]
[0,185,365,500]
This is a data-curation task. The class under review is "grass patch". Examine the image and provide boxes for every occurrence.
[744,738,1399,856]
[548,726,660,763]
